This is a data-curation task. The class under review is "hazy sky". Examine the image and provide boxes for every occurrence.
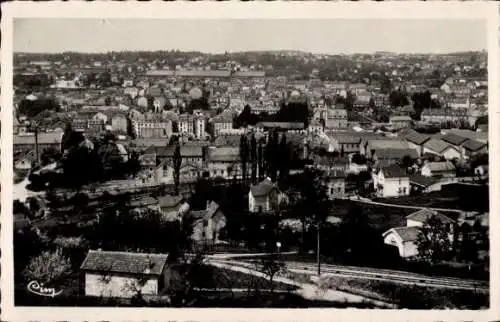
[14,18,486,54]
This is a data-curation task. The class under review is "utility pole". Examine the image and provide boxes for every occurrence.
[317,221,321,276]
[32,121,40,166]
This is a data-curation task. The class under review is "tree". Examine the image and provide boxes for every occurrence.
[399,155,413,171]
[267,130,280,182]
[381,76,392,94]
[61,143,103,190]
[389,90,409,108]
[104,96,112,106]
[250,134,258,184]
[239,135,249,183]
[258,254,286,294]
[173,144,182,195]
[278,134,290,189]
[22,247,72,286]
[127,151,142,178]
[258,140,265,181]
[416,216,454,264]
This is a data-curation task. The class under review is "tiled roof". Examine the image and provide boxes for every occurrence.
[207,146,240,162]
[390,116,412,122]
[391,226,421,242]
[14,132,63,145]
[133,138,170,148]
[256,122,305,130]
[441,133,469,146]
[211,112,234,123]
[409,174,439,187]
[332,134,361,145]
[80,250,168,276]
[406,209,456,224]
[462,139,486,152]
[403,130,430,145]
[423,138,454,154]
[424,161,456,172]
[164,146,203,158]
[369,139,410,150]
[381,164,407,178]
[250,178,277,197]
[374,148,418,160]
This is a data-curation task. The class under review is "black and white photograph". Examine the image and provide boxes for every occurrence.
[1,2,499,321]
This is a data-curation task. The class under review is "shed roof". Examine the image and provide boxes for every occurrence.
[80,250,168,276]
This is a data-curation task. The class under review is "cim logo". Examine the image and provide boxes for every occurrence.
[27,281,63,297]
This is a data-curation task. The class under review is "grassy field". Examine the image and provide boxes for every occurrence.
[328,199,415,231]
[183,264,298,292]
[375,185,489,213]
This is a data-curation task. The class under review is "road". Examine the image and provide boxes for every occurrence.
[210,258,488,292]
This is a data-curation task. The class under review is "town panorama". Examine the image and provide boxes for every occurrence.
[13,50,489,308]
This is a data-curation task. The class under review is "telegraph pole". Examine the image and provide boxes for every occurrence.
[317,221,321,276]
[32,121,40,166]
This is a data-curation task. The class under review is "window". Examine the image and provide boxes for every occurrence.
[330,188,334,195]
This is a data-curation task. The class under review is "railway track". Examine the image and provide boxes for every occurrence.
[209,259,489,292]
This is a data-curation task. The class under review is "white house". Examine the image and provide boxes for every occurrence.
[372,164,410,198]
[382,226,420,258]
[382,209,456,258]
[80,250,168,298]
[422,139,462,160]
[248,178,285,213]
[420,161,456,178]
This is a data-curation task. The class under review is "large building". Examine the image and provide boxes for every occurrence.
[325,108,348,129]
[132,114,172,139]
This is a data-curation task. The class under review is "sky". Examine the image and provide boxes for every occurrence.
[14,18,487,55]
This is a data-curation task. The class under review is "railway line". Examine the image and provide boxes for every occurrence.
[209,259,489,292]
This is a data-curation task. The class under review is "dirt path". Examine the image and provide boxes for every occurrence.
[208,260,394,308]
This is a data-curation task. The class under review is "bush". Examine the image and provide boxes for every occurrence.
[22,247,72,286]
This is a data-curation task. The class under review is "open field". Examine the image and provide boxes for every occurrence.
[328,199,415,231]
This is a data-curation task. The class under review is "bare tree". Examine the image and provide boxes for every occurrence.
[258,254,286,294]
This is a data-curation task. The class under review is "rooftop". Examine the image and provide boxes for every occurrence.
[381,164,407,178]
[374,148,419,160]
[424,161,456,172]
[250,177,278,197]
[423,138,455,154]
[406,208,456,224]
[386,226,421,242]
[402,130,430,145]
[441,133,469,146]
[461,139,487,152]
[80,250,168,276]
